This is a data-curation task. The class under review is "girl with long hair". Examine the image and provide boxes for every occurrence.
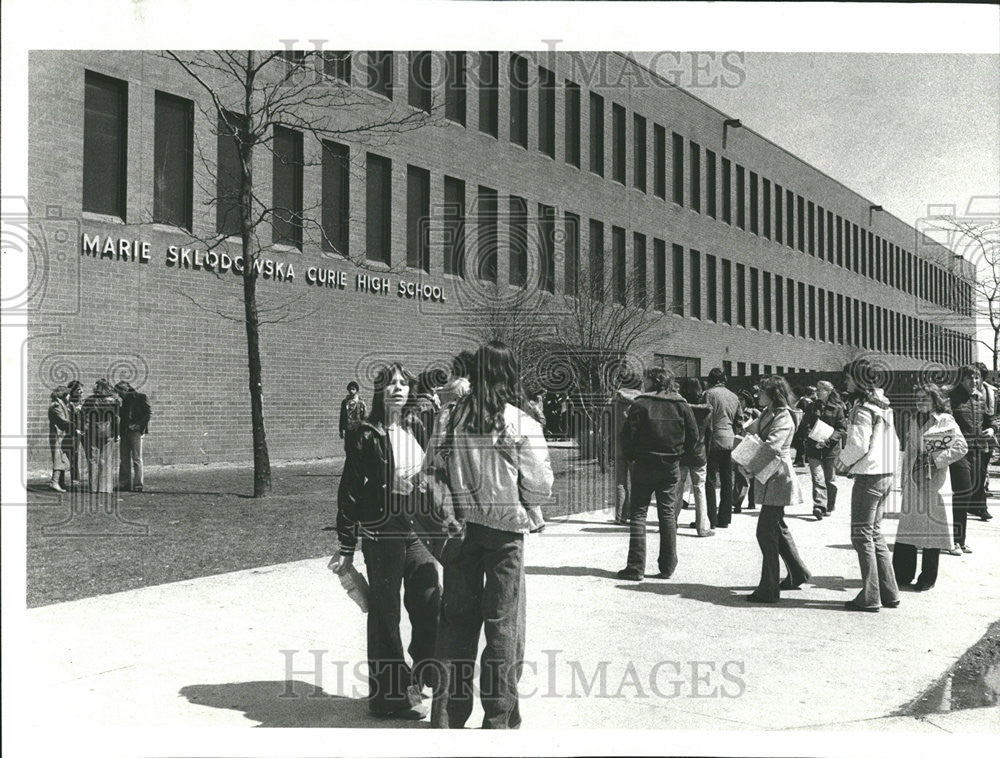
[893,383,966,591]
[330,361,442,719]
[430,341,553,729]
[837,358,901,612]
[744,375,811,603]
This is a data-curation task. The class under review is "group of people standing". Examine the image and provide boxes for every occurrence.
[47,379,151,494]
[330,342,554,728]
[615,358,995,611]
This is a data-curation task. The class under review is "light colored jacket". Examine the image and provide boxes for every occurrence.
[744,406,802,507]
[427,402,554,534]
[897,412,967,550]
[838,389,899,476]
[704,384,741,451]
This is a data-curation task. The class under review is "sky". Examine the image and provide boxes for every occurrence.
[645,52,1000,359]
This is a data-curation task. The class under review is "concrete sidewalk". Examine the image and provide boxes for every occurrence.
[21,484,1000,733]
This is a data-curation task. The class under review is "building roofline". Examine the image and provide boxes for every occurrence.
[614,52,967,266]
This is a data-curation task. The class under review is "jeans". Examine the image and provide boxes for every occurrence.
[892,542,939,588]
[88,438,118,493]
[119,430,144,489]
[626,457,681,577]
[679,462,710,534]
[754,506,810,600]
[432,522,526,729]
[849,473,900,609]
[808,456,838,514]
[361,520,441,714]
[949,454,981,546]
[706,448,733,528]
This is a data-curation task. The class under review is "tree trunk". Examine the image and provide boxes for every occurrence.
[241,55,271,497]
[994,328,999,373]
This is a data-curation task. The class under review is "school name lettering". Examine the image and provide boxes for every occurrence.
[80,234,446,302]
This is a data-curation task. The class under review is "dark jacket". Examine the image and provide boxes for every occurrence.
[621,391,697,463]
[949,386,994,451]
[802,396,847,460]
[339,394,366,436]
[685,402,712,467]
[120,391,151,435]
[337,417,440,556]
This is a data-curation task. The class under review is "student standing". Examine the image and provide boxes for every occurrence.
[430,342,553,729]
[617,367,697,581]
[947,365,995,552]
[679,377,714,537]
[703,368,741,529]
[331,362,442,720]
[47,385,71,492]
[744,376,811,603]
[838,359,901,612]
[802,380,847,520]
[893,384,967,591]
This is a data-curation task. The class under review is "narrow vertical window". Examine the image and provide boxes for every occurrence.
[272,125,304,249]
[634,233,647,308]
[509,195,528,287]
[775,274,784,334]
[774,183,783,243]
[672,244,685,315]
[538,66,556,158]
[689,249,701,319]
[763,271,772,331]
[653,123,666,199]
[406,165,430,271]
[654,239,666,312]
[509,54,528,148]
[153,91,193,230]
[84,71,128,219]
[807,201,815,255]
[589,92,605,176]
[786,189,794,248]
[722,159,732,224]
[564,211,579,295]
[538,203,556,293]
[367,51,393,99]
[706,150,717,218]
[589,219,604,299]
[365,153,392,264]
[633,113,647,192]
[816,205,824,259]
[706,253,717,322]
[736,263,746,327]
[611,103,626,184]
[564,81,581,168]
[478,52,499,137]
[762,178,771,239]
[749,171,758,234]
[476,186,498,282]
[672,132,684,206]
[216,109,247,237]
[722,258,733,325]
[796,195,805,252]
[443,176,465,276]
[408,51,432,112]
[690,142,701,213]
[736,165,746,230]
[321,140,350,256]
[750,267,759,329]
[445,51,467,126]
[612,226,626,304]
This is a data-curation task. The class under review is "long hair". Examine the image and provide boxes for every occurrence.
[842,358,888,407]
[366,361,421,436]
[914,382,950,415]
[449,341,521,435]
[758,375,794,410]
[816,379,842,406]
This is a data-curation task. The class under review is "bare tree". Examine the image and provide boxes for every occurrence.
[155,50,436,495]
[927,217,999,371]
[472,268,669,470]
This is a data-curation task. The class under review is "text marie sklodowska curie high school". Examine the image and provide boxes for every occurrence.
[25,50,977,470]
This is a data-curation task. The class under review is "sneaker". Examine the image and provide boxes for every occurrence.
[913,581,935,592]
[813,506,825,520]
[944,545,963,556]
[844,600,879,613]
[961,544,972,554]
[697,529,716,537]
[616,568,643,582]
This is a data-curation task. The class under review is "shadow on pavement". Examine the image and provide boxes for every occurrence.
[617,581,863,611]
[525,565,620,579]
[179,680,425,728]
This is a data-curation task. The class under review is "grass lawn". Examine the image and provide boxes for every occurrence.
[26,448,614,607]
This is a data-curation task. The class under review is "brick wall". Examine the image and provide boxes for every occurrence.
[26,51,977,470]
